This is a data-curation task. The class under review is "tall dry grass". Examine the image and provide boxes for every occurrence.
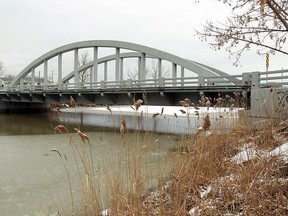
[49,93,287,215]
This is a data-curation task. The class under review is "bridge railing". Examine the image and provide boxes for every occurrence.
[2,70,288,93]
[260,69,288,87]
[0,75,245,92]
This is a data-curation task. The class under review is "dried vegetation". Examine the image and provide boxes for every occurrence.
[50,94,288,215]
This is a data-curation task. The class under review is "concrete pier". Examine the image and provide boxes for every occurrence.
[59,105,240,134]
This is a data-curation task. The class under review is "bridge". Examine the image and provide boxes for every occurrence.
[0,40,288,111]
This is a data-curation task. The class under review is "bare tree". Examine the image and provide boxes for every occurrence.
[126,61,170,87]
[126,66,150,80]
[196,0,288,66]
[150,60,169,80]
[78,51,91,83]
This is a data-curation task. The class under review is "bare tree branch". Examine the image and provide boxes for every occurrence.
[78,51,91,83]
[196,0,288,65]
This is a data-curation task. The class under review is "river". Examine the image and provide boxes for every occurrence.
[0,112,177,215]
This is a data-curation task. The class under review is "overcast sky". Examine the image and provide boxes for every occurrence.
[0,0,287,77]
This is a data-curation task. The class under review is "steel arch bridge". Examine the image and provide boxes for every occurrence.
[2,40,288,112]
[9,40,241,90]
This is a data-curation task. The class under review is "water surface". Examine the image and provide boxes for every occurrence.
[0,112,177,215]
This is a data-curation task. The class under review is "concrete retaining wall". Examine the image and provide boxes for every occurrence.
[59,106,240,134]
[250,87,288,119]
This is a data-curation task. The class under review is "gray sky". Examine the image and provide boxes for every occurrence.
[0,0,287,76]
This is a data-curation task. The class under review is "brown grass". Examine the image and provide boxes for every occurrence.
[50,94,288,215]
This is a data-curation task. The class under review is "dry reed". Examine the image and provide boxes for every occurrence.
[50,92,287,215]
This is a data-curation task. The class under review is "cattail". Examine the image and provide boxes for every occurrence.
[160,107,164,115]
[179,109,186,114]
[179,100,186,107]
[206,100,211,107]
[174,113,178,118]
[142,93,148,104]
[134,99,143,111]
[70,96,76,108]
[270,87,274,93]
[54,125,68,133]
[136,99,143,104]
[74,128,89,143]
[152,112,160,118]
[106,105,112,113]
[195,111,200,119]
[120,117,126,138]
[184,98,191,106]
[202,113,211,131]
[50,148,62,158]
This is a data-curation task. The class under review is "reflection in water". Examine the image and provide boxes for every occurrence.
[0,112,177,215]
[0,113,55,135]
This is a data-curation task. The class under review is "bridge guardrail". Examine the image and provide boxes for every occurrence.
[2,69,288,94]
[260,69,288,87]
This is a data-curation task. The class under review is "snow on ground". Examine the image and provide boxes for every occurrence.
[267,142,288,163]
[230,142,288,164]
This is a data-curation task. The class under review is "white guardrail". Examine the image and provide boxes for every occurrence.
[1,69,288,93]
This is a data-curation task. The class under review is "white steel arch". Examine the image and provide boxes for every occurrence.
[10,40,238,87]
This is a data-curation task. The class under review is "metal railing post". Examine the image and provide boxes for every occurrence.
[100,80,105,89]
[159,77,165,87]
[198,75,205,86]
[251,72,260,89]
[127,79,132,88]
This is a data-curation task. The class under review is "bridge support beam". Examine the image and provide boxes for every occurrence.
[89,68,93,89]
[120,58,124,82]
[74,49,79,88]
[104,62,108,81]
[44,60,48,90]
[31,68,35,89]
[115,48,120,81]
[158,59,162,78]
[93,47,98,84]
[181,66,185,87]
[140,53,146,80]
[58,53,62,90]
[172,63,177,87]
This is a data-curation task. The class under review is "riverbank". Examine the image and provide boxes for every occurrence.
[49,103,288,215]
[97,115,288,215]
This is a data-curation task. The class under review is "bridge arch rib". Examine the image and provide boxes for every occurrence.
[10,40,239,87]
